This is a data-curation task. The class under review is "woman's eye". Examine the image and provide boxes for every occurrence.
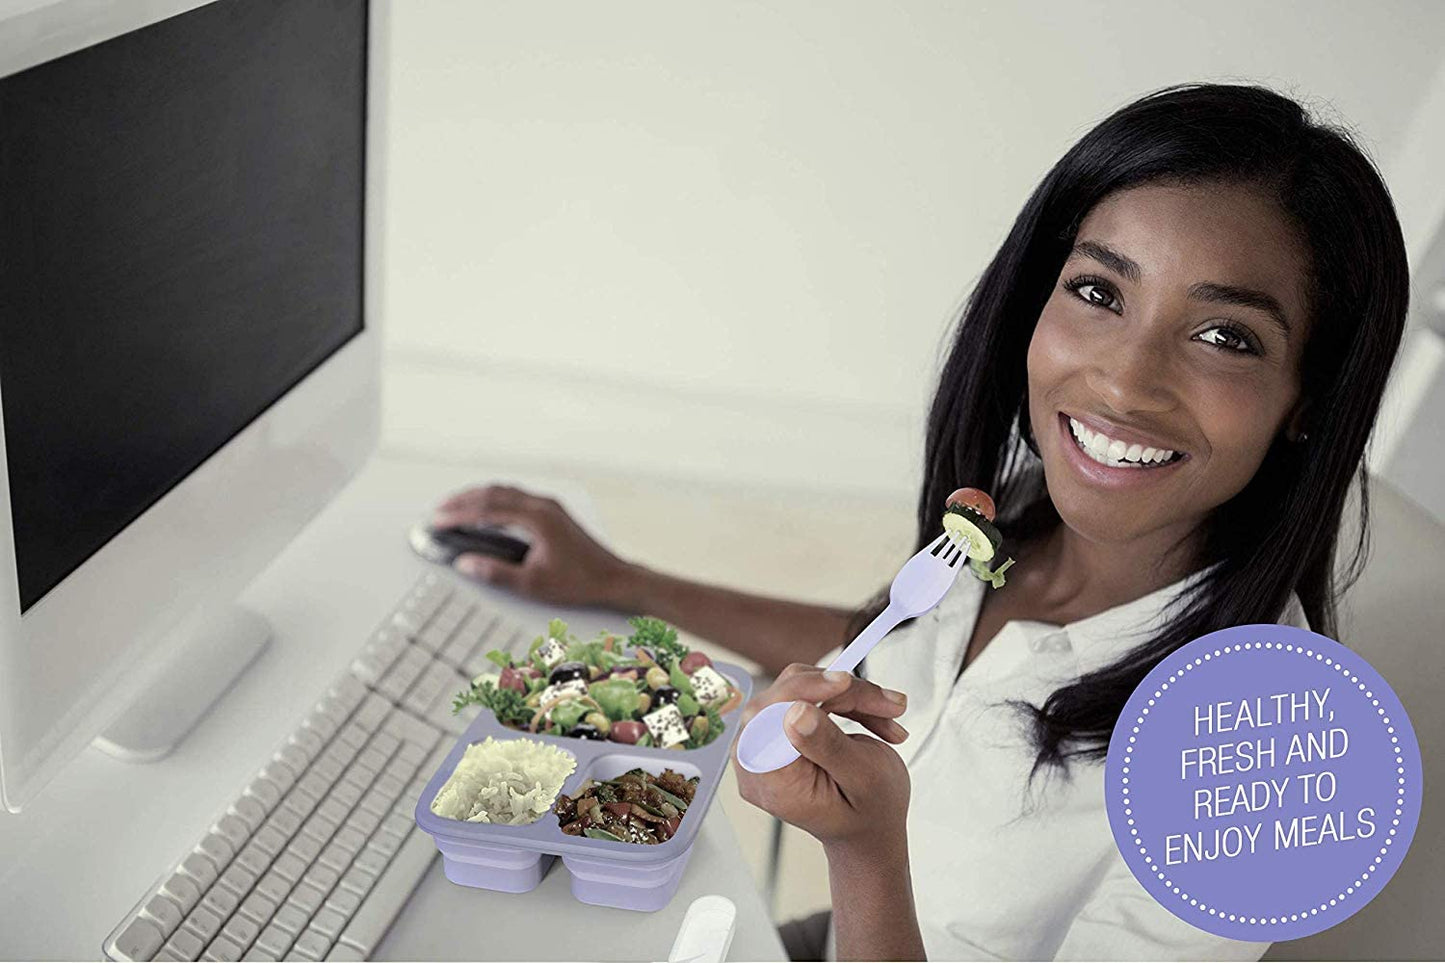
[1066,279,1120,312]
[1196,325,1258,354]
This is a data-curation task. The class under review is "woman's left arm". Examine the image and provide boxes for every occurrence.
[733,666,929,961]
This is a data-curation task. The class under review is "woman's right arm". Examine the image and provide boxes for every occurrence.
[431,485,851,677]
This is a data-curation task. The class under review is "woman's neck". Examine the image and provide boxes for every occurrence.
[1015,516,1202,621]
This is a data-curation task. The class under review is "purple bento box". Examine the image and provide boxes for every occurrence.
[413,661,753,912]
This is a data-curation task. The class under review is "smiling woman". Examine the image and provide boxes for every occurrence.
[431,82,1413,962]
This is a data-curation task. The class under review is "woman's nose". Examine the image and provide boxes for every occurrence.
[1083,333,1175,414]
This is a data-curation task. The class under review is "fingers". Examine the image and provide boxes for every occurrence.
[784,703,880,783]
[770,665,908,721]
[432,485,557,530]
[454,552,525,591]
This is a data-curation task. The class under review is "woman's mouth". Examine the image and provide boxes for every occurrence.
[1063,413,1184,471]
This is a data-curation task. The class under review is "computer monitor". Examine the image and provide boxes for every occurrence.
[0,0,386,812]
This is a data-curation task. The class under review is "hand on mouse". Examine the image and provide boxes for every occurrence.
[431,484,633,607]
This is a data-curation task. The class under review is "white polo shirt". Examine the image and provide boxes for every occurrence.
[817,567,1310,961]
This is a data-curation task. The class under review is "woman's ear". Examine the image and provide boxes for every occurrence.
[1286,397,1313,443]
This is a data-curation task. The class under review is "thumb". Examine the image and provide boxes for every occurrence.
[454,552,524,590]
[784,702,862,781]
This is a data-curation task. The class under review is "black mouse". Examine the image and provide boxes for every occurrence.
[408,523,531,566]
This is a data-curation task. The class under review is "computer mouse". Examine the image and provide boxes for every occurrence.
[408,523,531,566]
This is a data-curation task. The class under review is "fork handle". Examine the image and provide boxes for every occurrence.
[822,602,905,675]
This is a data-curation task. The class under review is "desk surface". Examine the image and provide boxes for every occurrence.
[0,454,787,962]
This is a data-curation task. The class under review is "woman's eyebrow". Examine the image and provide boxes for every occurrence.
[1069,239,1290,338]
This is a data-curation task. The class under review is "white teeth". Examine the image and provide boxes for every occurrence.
[1067,416,1180,469]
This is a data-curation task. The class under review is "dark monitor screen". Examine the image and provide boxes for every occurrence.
[0,0,367,612]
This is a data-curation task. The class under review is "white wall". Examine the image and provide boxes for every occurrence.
[379,0,1445,501]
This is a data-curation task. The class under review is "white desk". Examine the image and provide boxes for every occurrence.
[0,454,787,962]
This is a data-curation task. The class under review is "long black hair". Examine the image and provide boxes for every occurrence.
[851,83,1410,775]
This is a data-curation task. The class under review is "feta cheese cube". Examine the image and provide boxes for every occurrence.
[689,665,730,706]
[539,678,589,707]
[536,636,567,669]
[643,703,690,747]
[471,671,501,689]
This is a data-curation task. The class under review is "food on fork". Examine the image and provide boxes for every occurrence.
[942,487,1016,589]
[453,616,743,748]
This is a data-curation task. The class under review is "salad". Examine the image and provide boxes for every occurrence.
[554,767,698,845]
[942,486,1016,589]
[452,616,743,749]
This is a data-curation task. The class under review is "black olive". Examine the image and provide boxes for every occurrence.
[652,686,681,708]
[570,723,605,740]
[549,661,588,686]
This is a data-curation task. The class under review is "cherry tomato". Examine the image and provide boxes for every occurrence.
[945,486,996,521]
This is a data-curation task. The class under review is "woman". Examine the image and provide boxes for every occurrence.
[431,84,1409,960]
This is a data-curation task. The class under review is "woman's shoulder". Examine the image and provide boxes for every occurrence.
[1279,590,1311,631]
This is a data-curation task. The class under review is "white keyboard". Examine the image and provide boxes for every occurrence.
[104,573,532,961]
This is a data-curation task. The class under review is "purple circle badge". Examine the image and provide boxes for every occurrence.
[1105,624,1422,941]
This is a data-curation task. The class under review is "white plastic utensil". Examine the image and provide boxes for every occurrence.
[735,531,969,773]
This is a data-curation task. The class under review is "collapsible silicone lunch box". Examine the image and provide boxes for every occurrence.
[414,662,753,912]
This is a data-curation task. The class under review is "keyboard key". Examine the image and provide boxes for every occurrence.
[112,916,165,960]
[160,872,203,914]
[196,832,235,867]
[301,814,339,844]
[313,756,345,783]
[353,848,388,877]
[289,728,324,757]
[336,724,367,752]
[332,827,367,858]
[163,928,204,961]
[179,852,220,890]
[229,796,268,833]
[271,851,308,883]
[286,832,322,863]
[318,798,350,825]
[345,807,381,836]
[302,863,340,895]
[258,761,296,794]
[255,871,291,905]
[341,763,376,791]
[183,906,223,943]
[358,789,391,818]
[221,913,260,949]
[200,885,239,921]
[265,808,301,838]
[354,695,391,732]
[276,745,311,775]
[323,888,360,919]
[336,830,433,956]
[252,826,288,858]
[380,813,414,840]
[327,673,369,710]
[200,934,242,961]
[271,903,309,936]
[318,842,352,873]
[282,788,320,821]
[244,778,282,810]
[337,866,376,897]
[253,924,293,957]
[216,864,258,899]
[287,881,327,915]
[330,781,363,808]
[291,928,333,961]
[240,949,277,962]
[366,829,402,858]
[236,891,278,926]
[323,943,365,961]
[213,814,251,851]
[298,771,331,801]
[309,907,348,940]
[233,842,271,877]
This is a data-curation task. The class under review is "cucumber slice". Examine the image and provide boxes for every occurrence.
[942,505,1001,561]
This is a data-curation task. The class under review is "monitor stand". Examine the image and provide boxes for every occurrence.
[92,605,272,763]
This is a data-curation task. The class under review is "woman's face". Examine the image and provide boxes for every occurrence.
[1027,181,1311,553]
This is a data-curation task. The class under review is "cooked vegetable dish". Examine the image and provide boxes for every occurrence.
[554,767,699,845]
[452,616,743,749]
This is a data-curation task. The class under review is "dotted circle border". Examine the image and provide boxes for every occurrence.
[1118,639,1407,927]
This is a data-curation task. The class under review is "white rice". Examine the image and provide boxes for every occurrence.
[429,736,577,825]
